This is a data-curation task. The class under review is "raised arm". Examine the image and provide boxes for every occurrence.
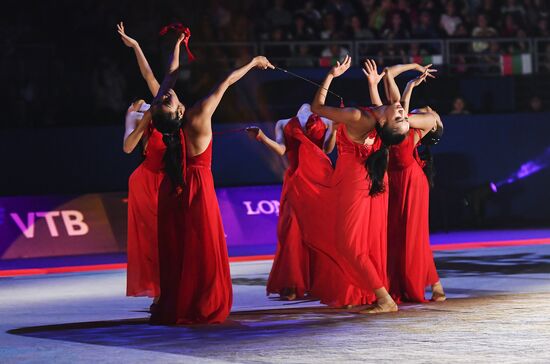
[123,105,153,154]
[401,71,429,114]
[152,32,186,104]
[311,56,363,127]
[322,118,337,154]
[362,59,385,106]
[383,63,436,103]
[188,56,274,136]
[384,63,435,79]
[117,22,160,97]
[246,119,288,156]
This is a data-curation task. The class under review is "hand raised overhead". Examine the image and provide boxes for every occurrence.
[329,55,352,78]
[117,22,138,48]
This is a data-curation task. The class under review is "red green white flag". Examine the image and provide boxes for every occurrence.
[410,54,443,65]
[500,54,532,75]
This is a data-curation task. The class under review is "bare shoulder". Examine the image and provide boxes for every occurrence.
[184,107,211,135]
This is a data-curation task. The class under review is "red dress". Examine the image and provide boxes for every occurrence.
[297,122,389,305]
[152,136,232,325]
[126,124,163,298]
[387,129,439,303]
[266,115,329,298]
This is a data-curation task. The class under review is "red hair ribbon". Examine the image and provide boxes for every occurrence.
[159,23,196,62]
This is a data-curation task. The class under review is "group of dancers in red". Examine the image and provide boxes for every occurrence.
[119,23,445,324]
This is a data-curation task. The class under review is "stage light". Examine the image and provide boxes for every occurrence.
[489,146,550,193]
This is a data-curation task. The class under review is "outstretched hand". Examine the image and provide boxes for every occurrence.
[330,55,352,78]
[408,70,431,87]
[417,63,437,79]
[117,22,138,48]
[246,126,264,140]
[253,56,275,70]
[362,59,385,85]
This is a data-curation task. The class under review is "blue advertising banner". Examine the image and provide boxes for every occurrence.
[0,185,282,260]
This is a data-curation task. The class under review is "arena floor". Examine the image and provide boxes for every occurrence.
[1,242,549,363]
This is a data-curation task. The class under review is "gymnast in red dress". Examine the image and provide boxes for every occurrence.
[247,103,337,301]
[303,56,412,313]
[118,23,164,301]
[374,62,446,303]
[132,28,274,324]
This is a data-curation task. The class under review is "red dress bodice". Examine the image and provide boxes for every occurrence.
[283,115,328,172]
[388,129,421,171]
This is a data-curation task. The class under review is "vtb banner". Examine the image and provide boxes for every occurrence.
[0,185,282,260]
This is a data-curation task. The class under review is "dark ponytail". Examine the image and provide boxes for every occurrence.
[152,109,185,193]
[419,123,443,188]
[366,144,390,196]
[365,122,407,196]
[418,145,435,188]
[161,132,184,191]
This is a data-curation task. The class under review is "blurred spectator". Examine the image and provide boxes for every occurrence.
[298,1,323,27]
[377,43,407,68]
[324,0,355,19]
[320,13,339,40]
[477,0,500,26]
[440,1,463,37]
[321,34,350,64]
[483,42,502,73]
[534,18,550,37]
[472,14,497,53]
[288,44,316,67]
[513,29,529,54]
[395,0,416,32]
[500,14,519,37]
[266,0,292,29]
[500,0,526,23]
[528,96,543,112]
[348,15,375,40]
[369,0,393,33]
[452,54,469,74]
[357,0,377,20]
[453,23,469,38]
[289,14,315,41]
[450,97,471,114]
[540,44,550,73]
[413,11,440,38]
[382,12,411,40]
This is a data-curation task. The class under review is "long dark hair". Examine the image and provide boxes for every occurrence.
[366,123,407,196]
[152,109,185,192]
[419,123,444,188]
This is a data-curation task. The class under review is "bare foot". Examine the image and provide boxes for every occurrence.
[431,281,446,302]
[281,288,296,301]
[358,296,398,314]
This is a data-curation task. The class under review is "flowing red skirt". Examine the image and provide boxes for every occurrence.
[291,127,387,306]
[266,170,312,298]
[387,163,439,303]
[126,164,163,297]
[152,142,232,324]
